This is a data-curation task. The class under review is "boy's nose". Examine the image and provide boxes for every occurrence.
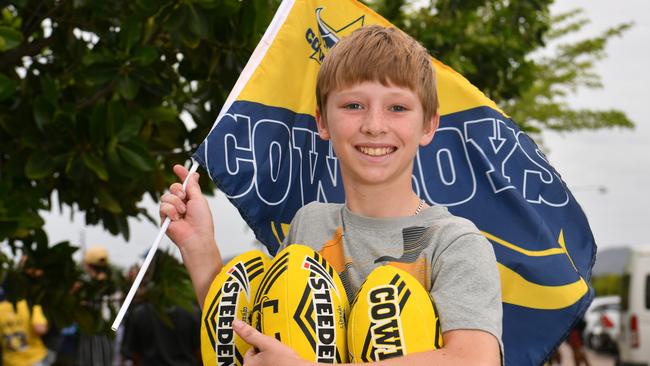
[360,108,387,136]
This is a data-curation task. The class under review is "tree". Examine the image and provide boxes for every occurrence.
[1,0,278,329]
[507,8,633,133]
[0,0,634,329]
[591,274,623,297]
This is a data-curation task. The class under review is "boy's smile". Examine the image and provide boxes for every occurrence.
[356,146,395,157]
[316,81,438,190]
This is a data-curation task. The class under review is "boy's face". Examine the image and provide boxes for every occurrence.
[316,81,438,188]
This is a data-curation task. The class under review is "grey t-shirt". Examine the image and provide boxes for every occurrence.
[280,202,502,345]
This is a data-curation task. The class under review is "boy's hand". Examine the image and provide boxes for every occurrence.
[233,319,310,366]
[160,164,222,305]
[160,164,214,253]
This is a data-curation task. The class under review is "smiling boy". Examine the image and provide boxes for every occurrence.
[161,25,502,365]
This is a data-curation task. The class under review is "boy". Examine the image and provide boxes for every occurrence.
[160,25,502,365]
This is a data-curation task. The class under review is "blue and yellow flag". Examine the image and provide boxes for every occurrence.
[193,1,595,364]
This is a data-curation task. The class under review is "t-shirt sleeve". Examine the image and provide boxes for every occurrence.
[280,205,306,251]
[430,232,502,342]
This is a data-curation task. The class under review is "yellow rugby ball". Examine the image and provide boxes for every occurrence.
[251,244,349,363]
[347,265,443,362]
[201,250,270,366]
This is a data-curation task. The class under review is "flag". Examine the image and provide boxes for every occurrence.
[192,1,595,364]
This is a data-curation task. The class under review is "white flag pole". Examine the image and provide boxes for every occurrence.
[111,159,200,331]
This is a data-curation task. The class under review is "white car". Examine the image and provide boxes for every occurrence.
[584,295,621,353]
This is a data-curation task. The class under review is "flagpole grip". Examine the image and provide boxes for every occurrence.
[111,160,200,331]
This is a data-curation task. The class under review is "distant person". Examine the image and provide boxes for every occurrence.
[120,255,200,366]
[121,302,201,366]
[567,318,591,366]
[546,348,562,366]
[0,289,53,366]
[76,245,116,366]
[82,245,111,282]
[52,324,79,366]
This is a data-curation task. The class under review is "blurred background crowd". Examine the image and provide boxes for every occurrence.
[0,246,203,366]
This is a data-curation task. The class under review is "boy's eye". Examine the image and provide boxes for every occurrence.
[343,103,362,110]
[390,105,407,112]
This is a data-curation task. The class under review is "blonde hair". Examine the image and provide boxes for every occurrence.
[316,25,438,122]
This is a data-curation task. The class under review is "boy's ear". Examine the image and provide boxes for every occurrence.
[420,112,440,146]
[315,108,330,140]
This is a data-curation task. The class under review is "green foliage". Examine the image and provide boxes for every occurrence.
[507,9,634,133]
[2,233,86,330]
[1,0,276,332]
[0,0,278,245]
[591,274,623,297]
[0,234,195,334]
[136,250,198,327]
[398,0,552,102]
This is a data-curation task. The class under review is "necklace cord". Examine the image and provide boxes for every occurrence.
[414,199,425,215]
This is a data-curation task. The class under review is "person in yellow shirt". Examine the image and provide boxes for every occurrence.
[0,295,51,366]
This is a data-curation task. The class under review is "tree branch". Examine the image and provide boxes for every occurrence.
[21,1,48,37]
[76,80,117,110]
[149,149,193,157]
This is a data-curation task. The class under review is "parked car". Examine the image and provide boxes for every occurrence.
[617,246,650,366]
[584,295,621,353]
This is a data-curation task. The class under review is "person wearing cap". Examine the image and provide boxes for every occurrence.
[76,245,115,366]
[83,245,110,281]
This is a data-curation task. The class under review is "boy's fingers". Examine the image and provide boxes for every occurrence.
[184,172,202,199]
[244,346,257,360]
[233,319,275,351]
[169,183,186,200]
[171,164,202,199]
[172,164,189,181]
[159,202,181,221]
[161,193,186,215]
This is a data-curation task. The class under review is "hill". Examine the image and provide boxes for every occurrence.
[592,247,630,276]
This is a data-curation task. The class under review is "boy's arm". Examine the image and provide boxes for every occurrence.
[233,319,501,366]
[160,165,223,306]
[356,329,501,366]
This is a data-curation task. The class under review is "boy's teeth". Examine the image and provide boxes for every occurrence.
[358,146,394,156]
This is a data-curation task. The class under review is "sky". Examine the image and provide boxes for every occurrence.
[40,0,650,268]
[542,0,650,251]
